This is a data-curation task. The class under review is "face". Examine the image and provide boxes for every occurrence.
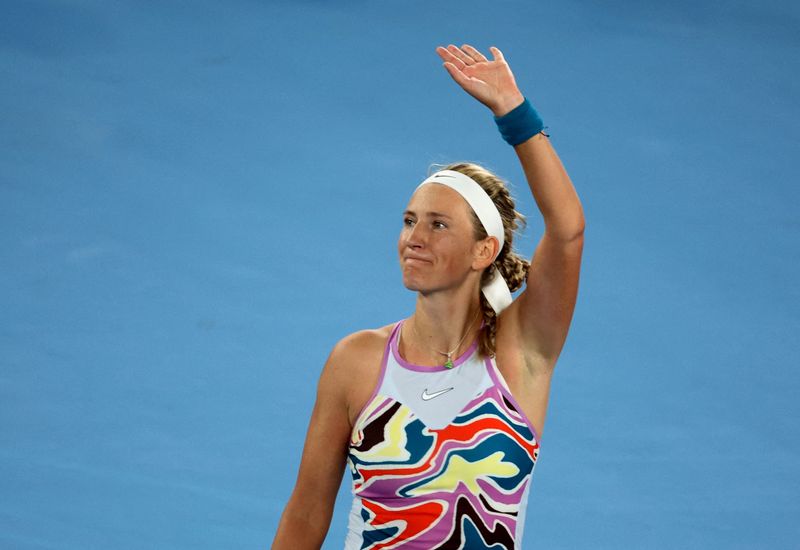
[398,184,495,294]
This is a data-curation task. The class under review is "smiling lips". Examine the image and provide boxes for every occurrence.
[404,254,432,264]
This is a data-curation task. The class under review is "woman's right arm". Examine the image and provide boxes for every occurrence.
[271,338,356,549]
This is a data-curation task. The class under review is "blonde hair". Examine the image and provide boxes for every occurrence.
[431,162,529,358]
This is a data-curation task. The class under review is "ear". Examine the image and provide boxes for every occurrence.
[472,236,500,270]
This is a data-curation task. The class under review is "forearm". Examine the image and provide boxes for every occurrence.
[434,43,585,237]
[513,131,585,240]
[272,502,330,550]
[484,70,584,241]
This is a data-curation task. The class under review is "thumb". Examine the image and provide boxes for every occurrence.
[489,46,505,62]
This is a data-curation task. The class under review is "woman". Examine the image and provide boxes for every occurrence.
[272,44,584,549]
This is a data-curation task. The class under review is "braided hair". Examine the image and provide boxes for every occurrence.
[432,162,529,358]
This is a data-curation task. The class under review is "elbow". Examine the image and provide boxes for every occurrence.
[548,220,585,242]
[569,219,585,240]
[566,202,587,239]
[273,508,328,550]
[567,212,586,240]
[273,492,334,549]
[544,206,585,242]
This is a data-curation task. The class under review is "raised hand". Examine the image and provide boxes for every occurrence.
[436,44,525,117]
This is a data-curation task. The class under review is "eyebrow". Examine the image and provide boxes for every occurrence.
[403,210,453,219]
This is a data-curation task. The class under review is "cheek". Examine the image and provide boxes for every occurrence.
[397,231,410,259]
[441,236,474,266]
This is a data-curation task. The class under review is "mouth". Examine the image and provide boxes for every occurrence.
[404,255,432,265]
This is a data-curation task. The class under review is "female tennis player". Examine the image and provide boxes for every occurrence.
[272,44,584,549]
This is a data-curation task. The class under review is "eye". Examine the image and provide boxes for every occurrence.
[403,216,416,227]
[433,220,448,230]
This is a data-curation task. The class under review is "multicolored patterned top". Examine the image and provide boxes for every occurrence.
[344,321,540,549]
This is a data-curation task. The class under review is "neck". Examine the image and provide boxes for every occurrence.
[405,285,483,365]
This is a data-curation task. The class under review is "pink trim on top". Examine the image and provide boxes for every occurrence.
[349,322,398,428]
[485,356,541,444]
[391,319,479,372]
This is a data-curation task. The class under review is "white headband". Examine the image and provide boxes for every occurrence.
[416,170,513,314]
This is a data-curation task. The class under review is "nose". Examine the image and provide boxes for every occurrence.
[405,222,427,249]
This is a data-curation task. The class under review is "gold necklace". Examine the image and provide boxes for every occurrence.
[411,310,481,369]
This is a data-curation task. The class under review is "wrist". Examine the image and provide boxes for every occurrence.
[490,92,525,117]
[493,97,545,146]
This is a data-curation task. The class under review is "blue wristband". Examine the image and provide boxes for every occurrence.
[493,98,545,146]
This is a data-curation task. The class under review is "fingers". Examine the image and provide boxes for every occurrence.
[442,61,471,87]
[436,46,466,70]
[448,43,490,67]
[438,44,494,67]
[447,44,474,67]
[461,44,488,63]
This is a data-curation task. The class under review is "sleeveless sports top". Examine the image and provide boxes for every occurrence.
[344,320,540,549]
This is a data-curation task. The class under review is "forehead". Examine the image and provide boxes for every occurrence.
[406,183,471,217]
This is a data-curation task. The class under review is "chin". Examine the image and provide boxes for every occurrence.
[402,275,443,295]
[401,269,434,292]
[401,275,422,292]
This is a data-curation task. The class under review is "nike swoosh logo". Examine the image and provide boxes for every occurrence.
[421,387,454,401]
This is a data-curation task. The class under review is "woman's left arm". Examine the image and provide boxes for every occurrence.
[437,44,585,366]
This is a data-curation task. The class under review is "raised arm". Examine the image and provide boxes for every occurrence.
[436,44,585,367]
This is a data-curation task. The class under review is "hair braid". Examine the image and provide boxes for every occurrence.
[432,162,530,358]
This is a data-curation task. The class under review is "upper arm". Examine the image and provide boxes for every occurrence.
[513,228,585,365]
[279,340,355,536]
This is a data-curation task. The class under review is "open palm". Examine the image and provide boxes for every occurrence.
[436,44,525,116]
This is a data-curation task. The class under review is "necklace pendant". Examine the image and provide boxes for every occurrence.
[444,357,454,369]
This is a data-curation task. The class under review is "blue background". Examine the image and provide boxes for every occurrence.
[1,1,798,548]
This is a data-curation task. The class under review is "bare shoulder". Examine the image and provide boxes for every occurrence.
[323,323,396,427]
[329,324,393,364]
[273,325,395,546]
